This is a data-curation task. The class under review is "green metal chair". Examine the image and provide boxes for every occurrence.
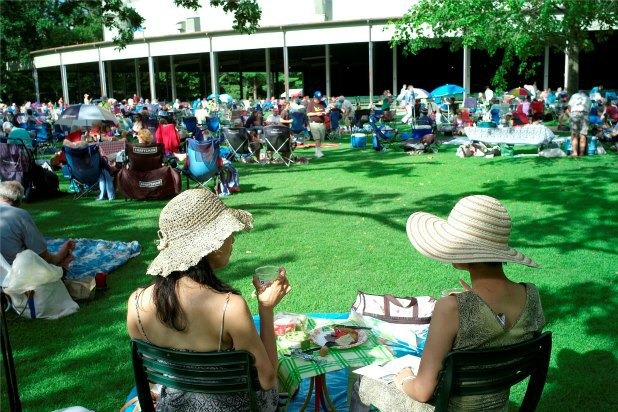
[433,331,552,412]
[130,339,262,412]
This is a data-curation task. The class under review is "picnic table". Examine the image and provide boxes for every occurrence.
[275,314,395,411]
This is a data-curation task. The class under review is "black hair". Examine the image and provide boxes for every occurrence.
[150,256,240,332]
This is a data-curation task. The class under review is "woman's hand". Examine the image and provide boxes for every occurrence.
[254,267,291,309]
[394,367,416,393]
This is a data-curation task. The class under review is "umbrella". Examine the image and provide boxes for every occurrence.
[219,94,233,103]
[410,88,430,99]
[509,87,529,97]
[207,93,220,100]
[55,104,118,127]
[429,84,467,98]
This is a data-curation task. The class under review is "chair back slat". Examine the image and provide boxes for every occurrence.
[434,331,552,412]
[222,127,251,156]
[131,339,261,412]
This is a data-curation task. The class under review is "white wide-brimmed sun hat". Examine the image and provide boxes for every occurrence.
[406,195,538,267]
[147,189,253,277]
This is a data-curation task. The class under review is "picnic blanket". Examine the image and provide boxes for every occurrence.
[46,238,141,280]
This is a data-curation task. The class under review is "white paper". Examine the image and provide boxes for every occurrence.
[352,354,421,383]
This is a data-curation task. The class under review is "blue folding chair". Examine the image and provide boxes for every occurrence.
[327,108,342,142]
[182,138,221,191]
[289,111,308,144]
[62,144,105,199]
[203,114,221,141]
[368,115,399,150]
[182,116,204,141]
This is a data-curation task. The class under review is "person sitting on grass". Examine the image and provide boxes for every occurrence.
[126,189,291,411]
[0,180,75,268]
[350,195,545,412]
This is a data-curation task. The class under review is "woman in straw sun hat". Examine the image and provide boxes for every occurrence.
[351,195,546,412]
[127,189,291,411]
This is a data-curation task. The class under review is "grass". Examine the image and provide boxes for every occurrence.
[2,125,617,411]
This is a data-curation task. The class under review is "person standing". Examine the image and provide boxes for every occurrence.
[338,96,355,132]
[567,91,592,157]
[306,91,326,158]
[401,85,416,125]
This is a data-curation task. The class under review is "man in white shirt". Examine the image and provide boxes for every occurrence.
[567,92,591,157]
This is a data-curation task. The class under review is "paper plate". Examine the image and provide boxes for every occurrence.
[308,326,368,349]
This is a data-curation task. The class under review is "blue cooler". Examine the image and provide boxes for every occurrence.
[563,138,572,155]
[351,133,367,148]
[587,136,597,155]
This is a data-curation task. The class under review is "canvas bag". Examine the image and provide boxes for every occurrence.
[2,250,79,319]
[350,291,436,355]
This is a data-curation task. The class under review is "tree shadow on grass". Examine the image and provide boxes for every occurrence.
[540,348,617,411]
[539,281,618,346]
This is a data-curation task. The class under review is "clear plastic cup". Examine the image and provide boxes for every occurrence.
[254,266,280,288]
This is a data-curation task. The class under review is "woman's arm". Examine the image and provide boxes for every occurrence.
[395,296,459,402]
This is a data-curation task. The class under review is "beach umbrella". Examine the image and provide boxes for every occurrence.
[55,104,118,127]
[411,88,430,99]
[508,87,529,97]
[429,84,467,98]
[207,93,220,100]
[219,94,233,103]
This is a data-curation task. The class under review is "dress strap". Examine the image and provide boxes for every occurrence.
[135,291,151,344]
[218,292,231,351]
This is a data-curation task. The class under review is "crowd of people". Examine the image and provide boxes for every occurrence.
[6,81,618,411]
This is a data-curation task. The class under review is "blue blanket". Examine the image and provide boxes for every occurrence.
[46,238,141,279]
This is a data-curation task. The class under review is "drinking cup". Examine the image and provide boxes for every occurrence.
[253,266,280,288]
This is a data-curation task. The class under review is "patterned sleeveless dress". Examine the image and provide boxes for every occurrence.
[356,283,545,412]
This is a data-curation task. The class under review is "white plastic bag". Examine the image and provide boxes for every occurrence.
[3,249,63,293]
[3,250,79,319]
[5,280,79,319]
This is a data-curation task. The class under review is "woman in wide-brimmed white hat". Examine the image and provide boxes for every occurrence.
[351,195,546,412]
[127,189,291,411]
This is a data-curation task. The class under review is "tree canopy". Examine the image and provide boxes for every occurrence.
[389,0,618,93]
[0,0,262,102]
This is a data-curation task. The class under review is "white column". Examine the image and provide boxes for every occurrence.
[33,66,40,103]
[325,44,331,98]
[134,59,141,98]
[147,43,156,101]
[462,46,471,100]
[170,55,177,102]
[392,46,397,97]
[209,37,218,95]
[562,49,569,91]
[543,46,549,90]
[265,48,271,100]
[60,53,69,105]
[283,30,290,99]
[368,25,374,107]
[98,48,107,98]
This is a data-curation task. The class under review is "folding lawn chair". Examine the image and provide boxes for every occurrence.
[368,115,399,150]
[289,111,308,145]
[262,125,294,166]
[221,127,254,162]
[182,138,221,191]
[326,108,342,142]
[182,116,204,141]
[116,142,181,200]
[62,144,105,199]
[203,114,221,141]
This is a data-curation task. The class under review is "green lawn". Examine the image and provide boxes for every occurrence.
[2,130,617,411]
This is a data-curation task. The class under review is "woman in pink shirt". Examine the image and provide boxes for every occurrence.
[155,117,181,155]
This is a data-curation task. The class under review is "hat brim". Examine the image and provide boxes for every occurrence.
[406,212,538,267]
[146,208,253,277]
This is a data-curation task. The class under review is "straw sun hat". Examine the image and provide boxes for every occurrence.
[146,189,253,277]
[406,195,538,267]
